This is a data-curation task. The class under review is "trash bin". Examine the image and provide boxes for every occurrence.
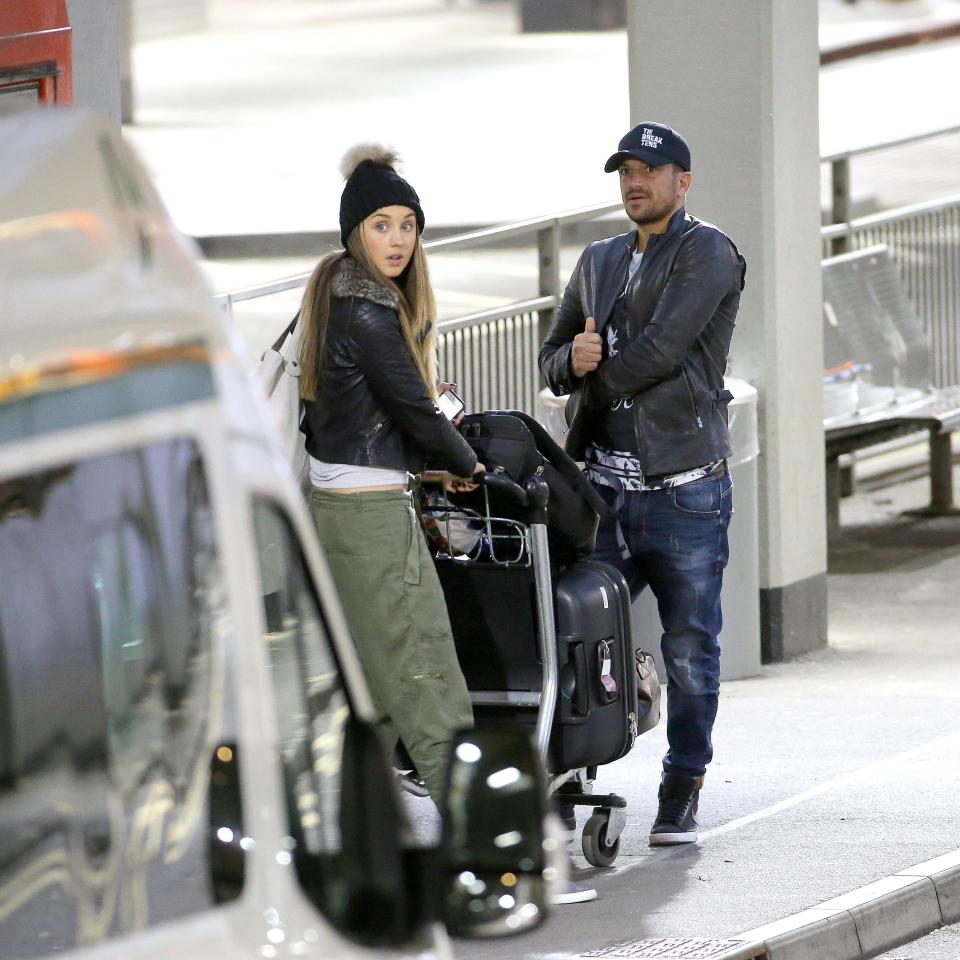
[537,378,761,681]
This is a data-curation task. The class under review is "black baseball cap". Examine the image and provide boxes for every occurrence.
[604,121,691,173]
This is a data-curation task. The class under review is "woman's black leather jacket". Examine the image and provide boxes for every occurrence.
[301,259,477,478]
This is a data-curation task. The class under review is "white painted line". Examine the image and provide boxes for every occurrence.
[608,729,960,877]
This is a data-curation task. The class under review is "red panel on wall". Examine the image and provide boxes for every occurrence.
[0,0,73,106]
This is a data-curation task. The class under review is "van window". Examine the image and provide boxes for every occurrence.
[0,439,240,957]
[253,501,350,855]
[253,501,413,946]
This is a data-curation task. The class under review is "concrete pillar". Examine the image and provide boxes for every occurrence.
[627,1,827,661]
[65,0,121,124]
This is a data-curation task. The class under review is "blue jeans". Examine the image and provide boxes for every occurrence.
[592,472,733,778]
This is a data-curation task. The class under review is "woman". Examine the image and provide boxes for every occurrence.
[298,144,481,802]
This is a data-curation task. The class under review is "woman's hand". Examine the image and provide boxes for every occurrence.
[443,462,485,494]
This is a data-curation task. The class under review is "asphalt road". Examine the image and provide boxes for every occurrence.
[876,923,960,960]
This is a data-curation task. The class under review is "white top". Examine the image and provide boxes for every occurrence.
[620,250,643,296]
[309,457,408,489]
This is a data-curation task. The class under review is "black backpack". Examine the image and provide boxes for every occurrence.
[457,410,607,560]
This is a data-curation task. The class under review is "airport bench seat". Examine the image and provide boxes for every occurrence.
[821,245,960,531]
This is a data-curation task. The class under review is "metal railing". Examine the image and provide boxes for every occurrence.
[215,200,623,416]
[220,129,960,411]
[823,121,960,255]
[437,296,554,416]
[822,194,960,387]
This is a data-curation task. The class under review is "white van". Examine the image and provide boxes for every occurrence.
[0,110,554,960]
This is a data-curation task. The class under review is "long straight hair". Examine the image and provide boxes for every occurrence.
[298,224,438,400]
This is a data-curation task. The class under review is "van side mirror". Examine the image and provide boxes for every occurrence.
[439,727,553,937]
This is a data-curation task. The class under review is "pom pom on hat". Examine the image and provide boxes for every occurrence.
[339,143,401,180]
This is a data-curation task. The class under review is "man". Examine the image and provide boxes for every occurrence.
[539,121,746,846]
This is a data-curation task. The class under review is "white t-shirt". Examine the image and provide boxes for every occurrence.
[309,457,408,489]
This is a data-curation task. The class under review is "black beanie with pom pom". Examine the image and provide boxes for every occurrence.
[338,143,425,247]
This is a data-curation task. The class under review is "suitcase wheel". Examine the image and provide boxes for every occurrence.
[581,811,620,868]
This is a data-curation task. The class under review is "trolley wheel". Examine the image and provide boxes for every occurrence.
[581,812,620,868]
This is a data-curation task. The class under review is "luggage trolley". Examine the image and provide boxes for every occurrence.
[422,469,647,868]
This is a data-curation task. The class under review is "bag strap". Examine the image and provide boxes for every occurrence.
[586,463,630,560]
[270,311,299,354]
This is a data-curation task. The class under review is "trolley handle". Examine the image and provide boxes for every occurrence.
[481,471,528,506]
[418,468,528,504]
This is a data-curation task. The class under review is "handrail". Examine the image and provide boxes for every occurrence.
[215,200,622,307]
[824,123,960,251]
[217,272,312,305]
[438,295,557,333]
[218,189,960,307]
[215,126,960,307]
[821,121,960,164]
[424,200,620,252]
[821,191,960,240]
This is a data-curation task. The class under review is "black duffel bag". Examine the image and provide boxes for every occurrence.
[456,409,607,560]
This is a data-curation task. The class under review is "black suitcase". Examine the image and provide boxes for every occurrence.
[438,557,640,772]
[551,560,639,770]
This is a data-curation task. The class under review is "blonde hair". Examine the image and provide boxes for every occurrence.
[298,223,437,400]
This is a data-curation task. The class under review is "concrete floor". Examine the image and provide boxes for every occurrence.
[420,464,960,959]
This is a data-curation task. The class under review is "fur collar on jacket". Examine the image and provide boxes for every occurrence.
[331,257,399,309]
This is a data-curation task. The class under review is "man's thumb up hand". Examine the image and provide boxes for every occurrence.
[571,315,602,378]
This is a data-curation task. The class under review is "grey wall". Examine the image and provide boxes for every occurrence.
[66,0,121,123]
[626,0,827,660]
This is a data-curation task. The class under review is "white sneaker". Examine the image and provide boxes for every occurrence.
[395,770,430,798]
[551,879,598,905]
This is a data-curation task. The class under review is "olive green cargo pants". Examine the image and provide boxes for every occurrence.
[309,488,473,802]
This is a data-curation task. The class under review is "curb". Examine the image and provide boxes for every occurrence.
[728,849,960,960]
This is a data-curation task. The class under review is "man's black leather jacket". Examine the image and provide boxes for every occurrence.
[539,208,746,475]
[301,259,477,478]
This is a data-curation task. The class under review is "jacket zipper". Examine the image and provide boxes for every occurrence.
[681,365,704,429]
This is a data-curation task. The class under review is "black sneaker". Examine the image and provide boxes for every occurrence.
[649,772,702,846]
